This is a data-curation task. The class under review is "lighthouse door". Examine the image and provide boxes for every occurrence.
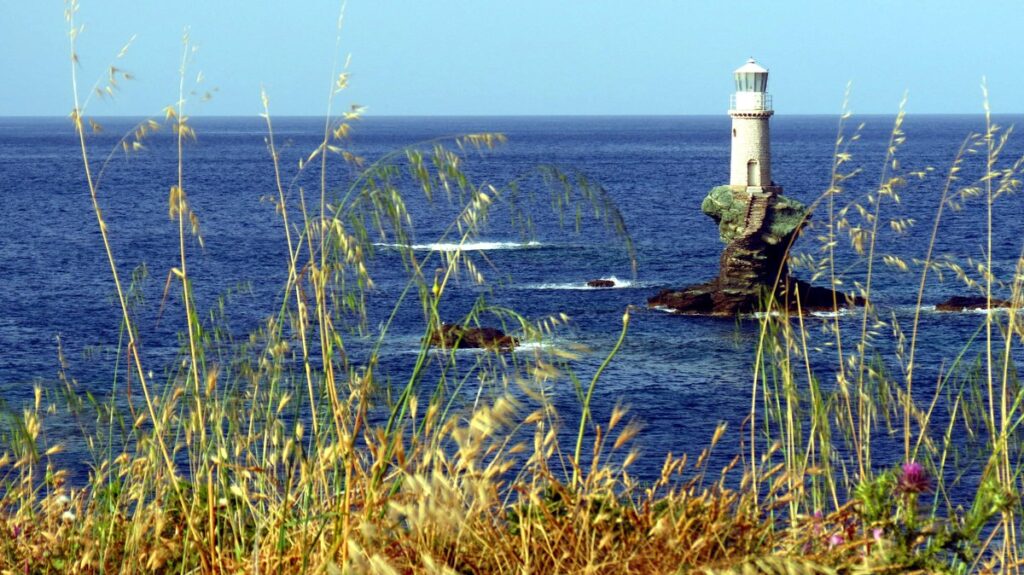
[747,160,760,186]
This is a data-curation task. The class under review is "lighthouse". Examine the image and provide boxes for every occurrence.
[648,58,848,315]
[729,58,776,192]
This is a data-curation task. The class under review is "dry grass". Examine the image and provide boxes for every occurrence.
[2,2,1024,573]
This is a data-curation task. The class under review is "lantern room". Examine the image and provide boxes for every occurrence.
[730,58,772,113]
[734,58,768,92]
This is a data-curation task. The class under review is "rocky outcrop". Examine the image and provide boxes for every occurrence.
[935,295,1012,312]
[649,185,861,316]
[587,279,616,288]
[426,323,518,351]
[649,277,859,316]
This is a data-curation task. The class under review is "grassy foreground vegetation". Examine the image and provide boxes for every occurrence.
[3,3,1024,573]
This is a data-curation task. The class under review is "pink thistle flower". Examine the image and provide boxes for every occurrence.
[810,510,824,535]
[898,461,932,494]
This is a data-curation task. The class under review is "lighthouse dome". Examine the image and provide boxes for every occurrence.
[734,58,768,92]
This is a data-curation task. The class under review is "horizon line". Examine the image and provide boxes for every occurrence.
[3,112,1023,119]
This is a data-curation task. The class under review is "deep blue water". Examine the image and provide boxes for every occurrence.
[2,114,1024,485]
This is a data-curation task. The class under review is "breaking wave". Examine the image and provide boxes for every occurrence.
[375,240,542,251]
[810,308,853,318]
[522,276,643,290]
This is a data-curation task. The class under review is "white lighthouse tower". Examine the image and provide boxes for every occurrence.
[729,58,777,192]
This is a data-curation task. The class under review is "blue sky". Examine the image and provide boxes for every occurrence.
[3,1,1022,116]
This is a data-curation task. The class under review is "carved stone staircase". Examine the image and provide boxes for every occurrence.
[740,189,773,238]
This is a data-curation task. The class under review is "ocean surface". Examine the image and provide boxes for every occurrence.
[2,114,1024,484]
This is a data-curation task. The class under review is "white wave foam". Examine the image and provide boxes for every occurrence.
[423,339,553,354]
[755,308,860,319]
[810,308,852,318]
[830,304,1024,316]
[523,276,641,290]
[964,307,1016,315]
[376,240,541,251]
[918,304,1021,315]
[512,341,552,351]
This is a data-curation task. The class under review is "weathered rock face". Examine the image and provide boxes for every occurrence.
[701,185,806,246]
[648,277,857,316]
[426,323,518,351]
[650,185,861,316]
[935,295,1012,312]
[701,185,806,281]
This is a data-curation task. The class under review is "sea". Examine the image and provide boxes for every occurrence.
[2,114,1024,486]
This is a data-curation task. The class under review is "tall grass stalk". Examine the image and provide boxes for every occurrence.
[755,83,1024,572]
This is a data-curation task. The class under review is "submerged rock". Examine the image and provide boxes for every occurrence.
[587,279,616,288]
[649,277,861,316]
[935,295,1012,312]
[651,185,861,316]
[648,283,715,314]
[426,323,518,351]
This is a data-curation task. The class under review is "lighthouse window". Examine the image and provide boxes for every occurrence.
[732,129,736,137]
[735,72,768,92]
